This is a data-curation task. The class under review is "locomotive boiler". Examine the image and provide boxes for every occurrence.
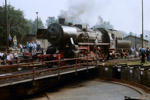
[37,20,131,60]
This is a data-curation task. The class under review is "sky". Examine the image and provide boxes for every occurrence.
[1,0,150,35]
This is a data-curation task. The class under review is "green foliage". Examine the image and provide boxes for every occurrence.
[28,18,44,35]
[46,16,57,27]
[0,6,7,46]
[0,5,30,46]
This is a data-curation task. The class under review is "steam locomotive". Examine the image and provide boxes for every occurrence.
[37,18,131,61]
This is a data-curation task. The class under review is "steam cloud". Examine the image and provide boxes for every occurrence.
[59,0,98,26]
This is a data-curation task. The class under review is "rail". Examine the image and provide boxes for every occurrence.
[0,57,96,82]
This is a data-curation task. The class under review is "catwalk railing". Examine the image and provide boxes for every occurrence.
[0,57,96,81]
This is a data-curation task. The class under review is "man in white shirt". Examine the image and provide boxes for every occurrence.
[1,51,5,65]
[7,54,11,61]
[14,51,18,63]
[7,52,13,65]
[19,44,23,54]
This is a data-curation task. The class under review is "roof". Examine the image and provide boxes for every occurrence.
[124,35,148,42]
[21,34,37,45]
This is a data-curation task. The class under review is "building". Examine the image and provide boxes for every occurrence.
[37,38,50,49]
[36,29,50,49]
[123,35,148,50]
[21,34,36,45]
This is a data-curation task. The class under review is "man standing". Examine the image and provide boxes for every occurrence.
[13,35,17,49]
[8,34,12,47]
[140,47,146,63]
[14,51,18,63]
[146,47,150,62]
[19,43,23,54]
[26,42,29,52]
[7,52,13,65]
[36,40,40,52]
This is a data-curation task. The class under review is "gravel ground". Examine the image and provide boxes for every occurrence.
[27,79,142,100]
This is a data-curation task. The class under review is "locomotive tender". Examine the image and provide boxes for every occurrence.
[37,19,131,60]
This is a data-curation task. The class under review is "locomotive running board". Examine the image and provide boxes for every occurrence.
[78,42,110,46]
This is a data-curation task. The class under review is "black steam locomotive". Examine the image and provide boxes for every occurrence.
[37,19,131,60]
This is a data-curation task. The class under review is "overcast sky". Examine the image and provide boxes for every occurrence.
[1,0,150,35]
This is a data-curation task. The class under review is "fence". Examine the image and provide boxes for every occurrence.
[0,57,96,82]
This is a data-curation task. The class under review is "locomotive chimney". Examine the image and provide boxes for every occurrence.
[59,18,65,25]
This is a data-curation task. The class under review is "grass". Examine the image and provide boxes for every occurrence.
[101,58,150,66]
[119,60,150,66]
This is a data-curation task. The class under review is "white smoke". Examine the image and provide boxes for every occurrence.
[59,0,98,26]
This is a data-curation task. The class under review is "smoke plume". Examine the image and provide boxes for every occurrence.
[59,0,97,25]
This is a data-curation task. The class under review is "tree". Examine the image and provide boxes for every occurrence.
[46,16,57,27]
[0,5,30,46]
[93,16,114,29]
[0,6,8,46]
[28,18,44,35]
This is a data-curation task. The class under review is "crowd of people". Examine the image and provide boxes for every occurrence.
[139,47,150,63]
[130,47,150,63]
[0,51,18,65]
[8,34,41,53]
[25,40,41,54]
[0,41,41,65]
[0,34,41,65]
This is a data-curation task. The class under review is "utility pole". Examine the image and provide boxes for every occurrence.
[142,0,144,48]
[135,34,136,50]
[36,12,38,32]
[5,0,9,52]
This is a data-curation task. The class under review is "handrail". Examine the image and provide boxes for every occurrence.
[0,58,34,65]
[0,57,96,81]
